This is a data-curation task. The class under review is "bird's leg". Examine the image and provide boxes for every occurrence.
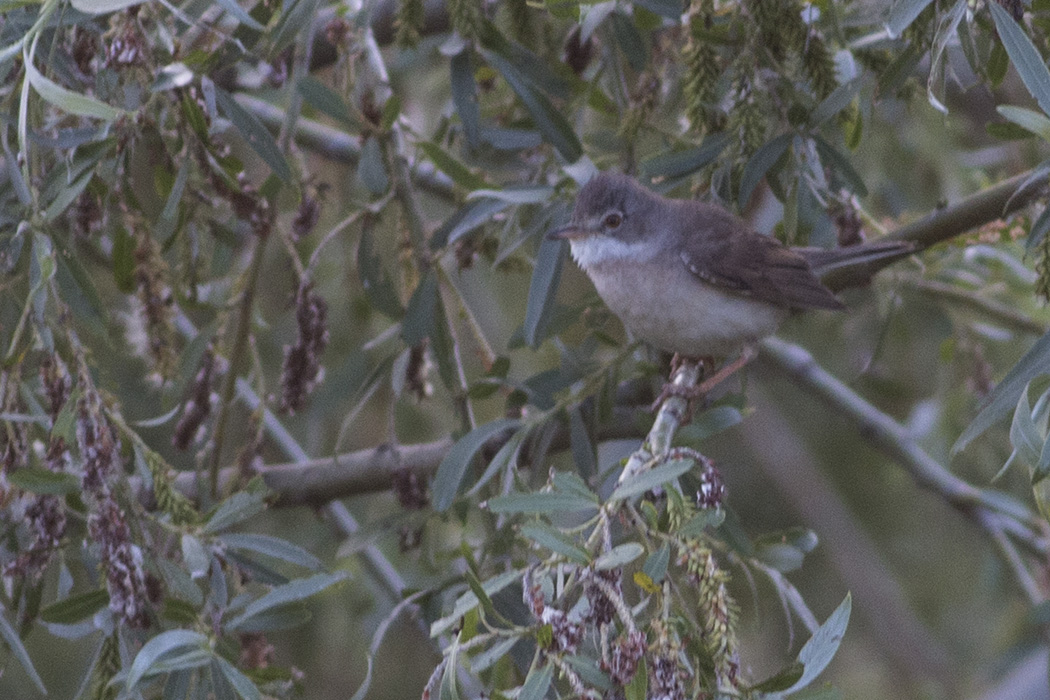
[649,348,756,419]
[695,345,757,395]
[650,355,715,417]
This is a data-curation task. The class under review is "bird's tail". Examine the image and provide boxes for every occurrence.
[800,240,915,291]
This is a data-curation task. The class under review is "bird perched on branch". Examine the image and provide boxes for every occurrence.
[549,173,911,401]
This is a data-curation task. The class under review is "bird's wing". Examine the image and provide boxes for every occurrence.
[677,203,845,311]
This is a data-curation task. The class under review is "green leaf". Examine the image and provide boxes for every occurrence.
[157,156,191,242]
[518,663,553,700]
[24,49,123,121]
[487,491,599,514]
[610,12,647,72]
[642,543,670,584]
[996,106,1050,142]
[432,418,521,511]
[594,542,645,570]
[482,49,583,162]
[954,331,1050,454]
[469,636,521,673]
[755,542,805,573]
[677,508,725,537]
[674,405,744,446]
[40,588,109,624]
[228,603,312,633]
[44,168,94,222]
[520,523,590,564]
[611,459,693,501]
[523,237,566,348]
[624,652,647,700]
[466,428,526,496]
[357,136,389,195]
[738,133,792,208]
[218,533,323,571]
[213,0,265,30]
[1010,382,1043,467]
[784,593,851,694]
[71,0,147,12]
[812,136,867,197]
[127,630,210,691]
[182,534,211,579]
[297,76,354,127]
[748,662,805,693]
[213,88,291,183]
[215,657,262,700]
[418,142,488,191]
[227,572,348,630]
[990,3,1050,118]
[402,270,439,347]
[430,569,522,637]
[8,468,79,494]
[450,50,481,147]
[884,0,934,39]
[640,135,729,182]
[202,490,268,534]
[112,226,135,292]
[1028,204,1050,251]
[0,609,45,693]
[440,198,511,246]
[358,225,404,318]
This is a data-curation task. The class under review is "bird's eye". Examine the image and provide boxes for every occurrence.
[603,212,623,229]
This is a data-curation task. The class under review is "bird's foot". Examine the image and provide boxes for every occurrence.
[650,348,757,421]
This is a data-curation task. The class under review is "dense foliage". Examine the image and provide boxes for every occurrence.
[4,0,1050,698]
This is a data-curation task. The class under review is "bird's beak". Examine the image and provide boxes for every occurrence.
[547,221,598,241]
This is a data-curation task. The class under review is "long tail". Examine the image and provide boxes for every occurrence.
[799,240,915,291]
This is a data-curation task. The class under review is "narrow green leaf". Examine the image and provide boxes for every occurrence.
[450,50,481,147]
[677,508,725,537]
[297,76,354,127]
[1010,382,1043,466]
[8,468,79,495]
[640,135,729,182]
[112,226,135,292]
[518,663,553,700]
[884,0,933,39]
[466,428,526,496]
[748,662,804,693]
[440,198,511,246]
[487,491,599,514]
[215,657,262,700]
[202,490,267,534]
[642,543,670,583]
[520,523,590,564]
[954,330,1050,454]
[418,142,488,191]
[227,572,348,630]
[739,133,792,208]
[812,136,867,196]
[127,630,209,690]
[44,169,93,222]
[990,3,1050,118]
[997,105,1050,142]
[358,225,404,318]
[24,51,123,121]
[218,533,323,571]
[470,636,521,673]
[624,653,647,700]
[523,237,566,348]
[213,0,265,30]
[157,156,191,242]
[610,459,693,501]
[432,418,520,511]
[482,50,582,162]
[784,593,851,694]
[402,270,439,347]
[214,89,291,183]
[40,589,109,624]
[71,0,146,13]
[182,534,211,579]
[594,542,645,570]
[0,609,45,693]
[357,136,389,195]
[430,569,522,637]
[610,12,647,72]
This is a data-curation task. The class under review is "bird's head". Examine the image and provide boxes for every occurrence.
[548,173,663,269]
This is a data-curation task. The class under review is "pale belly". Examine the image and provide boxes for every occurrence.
[588,263,786,357]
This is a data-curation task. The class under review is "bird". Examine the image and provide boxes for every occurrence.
[548,172,911,399]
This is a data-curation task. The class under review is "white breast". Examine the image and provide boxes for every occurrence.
[583,258,787,357]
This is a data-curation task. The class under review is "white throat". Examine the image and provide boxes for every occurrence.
[568,236,658,270]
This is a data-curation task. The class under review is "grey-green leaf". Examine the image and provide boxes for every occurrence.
[0,608,46,693]
[954,330,1050,454]
[127,630,209,690]
[611,459,693,501]
[739,133,792,208]
[487,491,599,514]
[784,592,852,694]
[433,418,521,511]
[594,542,645,570]
[40,588,110,624]
[402,270,439,347]
[884,0,934,39]
[227,572,348,630]
[520,523,590,564]
[218,533,323,571]
[524,237,566,348]
[518,663,553,700]
[214,88,291,183]
[990,3,1050,119]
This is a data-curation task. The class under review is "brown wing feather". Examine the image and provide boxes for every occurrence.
[676,202,845,311]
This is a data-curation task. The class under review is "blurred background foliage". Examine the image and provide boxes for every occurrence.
[5,0,1050,698]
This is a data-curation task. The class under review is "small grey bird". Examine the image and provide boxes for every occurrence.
[549,173,909,388]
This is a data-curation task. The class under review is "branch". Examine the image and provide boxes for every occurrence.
[166,407,646,507]
[233,94,456,201]
[758,336,1048,552]
[822,169,1047,291]
[894,273,1047,336]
